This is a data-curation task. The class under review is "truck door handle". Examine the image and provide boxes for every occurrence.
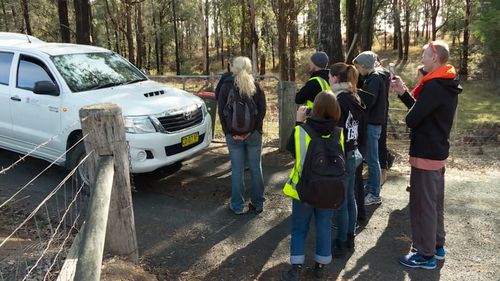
[10,96,21,102]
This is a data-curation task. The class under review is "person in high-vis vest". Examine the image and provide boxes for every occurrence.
[295,51,331,109]
[282,91,343,281]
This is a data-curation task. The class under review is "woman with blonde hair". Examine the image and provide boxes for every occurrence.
[329,63,365,257]
[217,56,267,215]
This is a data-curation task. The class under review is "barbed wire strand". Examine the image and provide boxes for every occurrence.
[43,213,82,281]
[0,133,89,210]
[22,181,86,281]
[0,150,94,250]
[43,183,85,280]
[0,119,82,175]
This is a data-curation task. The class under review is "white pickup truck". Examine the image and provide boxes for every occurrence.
[0,32,212,182]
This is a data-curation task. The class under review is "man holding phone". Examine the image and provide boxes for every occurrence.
[391,40,461,269]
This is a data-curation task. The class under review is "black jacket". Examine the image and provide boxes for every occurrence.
[217,76,266,135]
[295,69,330,105]
[335,89,366,152]
[286,117,338,158]
[360,71,387,125]
[399,78,462,160]
[214,72,233,100]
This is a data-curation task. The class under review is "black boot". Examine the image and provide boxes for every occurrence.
[332,239,347,258]
[313,262,325,279]
[281,264,302,281]
[346,233,355,252]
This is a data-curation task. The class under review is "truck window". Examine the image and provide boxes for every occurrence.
[17,55,57,91]
[0,52,13,85]
[51,52,146,93]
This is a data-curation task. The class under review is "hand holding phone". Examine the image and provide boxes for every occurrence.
[389,63,396,80]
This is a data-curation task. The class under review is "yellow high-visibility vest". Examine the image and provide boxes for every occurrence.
[305,77,331,108]
[283,125,344,200]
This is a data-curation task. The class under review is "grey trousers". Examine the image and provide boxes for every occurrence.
[409,166,446,257]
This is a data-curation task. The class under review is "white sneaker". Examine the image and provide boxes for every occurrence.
[364,194,382,205]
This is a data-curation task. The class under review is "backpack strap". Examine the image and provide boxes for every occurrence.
[299,122,319,139]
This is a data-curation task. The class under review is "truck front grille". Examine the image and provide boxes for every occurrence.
[157,107,203,132]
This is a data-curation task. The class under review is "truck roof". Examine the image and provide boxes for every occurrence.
[0,32,111,56]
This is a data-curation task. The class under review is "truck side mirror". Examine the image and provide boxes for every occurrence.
[33,81,60,96]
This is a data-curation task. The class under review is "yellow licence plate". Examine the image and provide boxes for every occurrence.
[181,133,199,147]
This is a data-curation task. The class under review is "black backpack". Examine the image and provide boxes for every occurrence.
[296,123,345,209]
[223,85,258,134]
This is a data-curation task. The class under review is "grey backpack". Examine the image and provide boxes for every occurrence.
[223,86,258,134]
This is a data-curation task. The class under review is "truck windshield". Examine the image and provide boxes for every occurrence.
[51,52,147,93]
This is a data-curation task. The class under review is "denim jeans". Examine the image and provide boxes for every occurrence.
[333,148,361,241]
[225,131,265,212]
[365,124,382,197]
[290,199,334,265]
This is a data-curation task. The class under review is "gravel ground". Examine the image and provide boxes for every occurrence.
[131,143,500,281]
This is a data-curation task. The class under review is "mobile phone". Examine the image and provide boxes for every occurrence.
[389,63,396,79]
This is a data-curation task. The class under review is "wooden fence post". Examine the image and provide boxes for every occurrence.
[79,103,139,262]
[278,81,297,151]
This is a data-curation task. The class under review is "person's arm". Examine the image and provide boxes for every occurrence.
[255,83,267,133]
[391,76,415,109]
[214,72,231,99]
[363,75,381,109]
[295,80,321,105]
[217,84,230,135]
[405,81,442,128]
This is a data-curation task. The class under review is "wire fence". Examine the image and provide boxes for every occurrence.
[151,74,500,166]
[0,131,93,280]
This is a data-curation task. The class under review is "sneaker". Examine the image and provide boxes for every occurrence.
[229,205,248,215]
[248,203,263,213]
[364,194,382,205]
[435,246,445,260]
[313,262,324,279]
[410,245,445,260]
[399,252,437,269]
[281,264,302,281]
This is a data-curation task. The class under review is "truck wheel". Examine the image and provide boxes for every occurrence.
[69,143,90,191]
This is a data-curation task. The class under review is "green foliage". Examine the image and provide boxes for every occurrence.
[473,1,500,55]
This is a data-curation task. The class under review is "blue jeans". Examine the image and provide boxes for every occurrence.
[333,149,361,241]
[225,131,265,212]
[365,125,382,197]
[290,199,334,265]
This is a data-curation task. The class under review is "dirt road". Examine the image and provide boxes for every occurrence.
[1,144,499,280]
[132,144,500,281]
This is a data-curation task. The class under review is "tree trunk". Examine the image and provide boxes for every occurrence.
[260,53,266,76]
[393,0,403,61]
[403,1,410,62]
[360,0,375,51]
[204,0,210,74]
[151,1,161,74]
[124,1,134,64]
[289,1,298,81]
[240,0,246,56]
[172,0,180,75]
[135,2,145,69]
[74,0,91,44]
[430,0,440,41]
[249,0,258,74]
[459,0,471,77]
[272,0,289,81]
[345,0,357,62]
[57,0,71,42]
[21,0,32,35]
[318,0,344,63]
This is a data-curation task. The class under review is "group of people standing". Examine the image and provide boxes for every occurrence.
[215,39,460,280]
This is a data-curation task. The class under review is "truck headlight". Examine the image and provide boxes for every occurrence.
[200,102,208,116]
[124,116,156,134]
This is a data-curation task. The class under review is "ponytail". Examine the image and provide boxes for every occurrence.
[330,63,359,98]
[346,65,359,94]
